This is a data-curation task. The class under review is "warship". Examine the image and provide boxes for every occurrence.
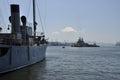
[71,37,99,47]
[0,0,47,74]
[116,42,120,46]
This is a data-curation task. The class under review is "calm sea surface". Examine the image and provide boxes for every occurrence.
[0,46,120,80]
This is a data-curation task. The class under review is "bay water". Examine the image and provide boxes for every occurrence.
[0,46,120,80]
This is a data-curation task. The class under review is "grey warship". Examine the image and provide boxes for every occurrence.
[0,0,47,74]
[116,42,120,46]
[71,37,99,47]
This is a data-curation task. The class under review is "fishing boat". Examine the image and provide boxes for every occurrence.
[0,0,47,74]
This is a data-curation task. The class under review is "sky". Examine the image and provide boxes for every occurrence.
[0,0,120,44]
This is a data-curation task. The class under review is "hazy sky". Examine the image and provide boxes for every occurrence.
[0,0,120,43]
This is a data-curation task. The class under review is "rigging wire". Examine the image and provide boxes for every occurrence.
[7,0,10,19]
[0,9,2,29]
[26,0,31,20]
[7,0,12,16]
[7,0,10,5]
[36,0,45,33]
[0,3,6,31]
[6,0,11,32]
[42,0,48,36]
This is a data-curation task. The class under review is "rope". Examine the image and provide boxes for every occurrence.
[7,0,10,5]
[43,0,48,36]
[7,0,10,19]
[26,0,31,19]
[0,6,5,29]
[36,0,45,33]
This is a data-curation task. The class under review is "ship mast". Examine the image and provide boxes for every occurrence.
[33,0,36,36]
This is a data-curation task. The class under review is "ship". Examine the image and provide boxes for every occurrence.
[71,37,100,47]
[0,0,47,74]
[116,42,120,46]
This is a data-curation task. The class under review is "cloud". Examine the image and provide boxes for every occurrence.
[61,27,77,33]
[49,26,87,42]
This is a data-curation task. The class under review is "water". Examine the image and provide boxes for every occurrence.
[0,46,120,80]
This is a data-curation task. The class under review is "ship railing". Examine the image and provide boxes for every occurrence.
[28,35,48,46]
[0,37,13,45]
[31,31,44,36]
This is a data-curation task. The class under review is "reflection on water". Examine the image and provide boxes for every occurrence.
[0,46,120,80]
[0,60,47,80]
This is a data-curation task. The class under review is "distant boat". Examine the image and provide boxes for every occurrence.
[71,37,100,47]
[0,0,48,74]
[62,46,65,48]
[116,42,120,46]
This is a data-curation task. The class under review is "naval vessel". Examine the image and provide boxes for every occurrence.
[71,37,99,47]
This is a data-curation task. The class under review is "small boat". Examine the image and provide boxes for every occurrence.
[62,46,65,48]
